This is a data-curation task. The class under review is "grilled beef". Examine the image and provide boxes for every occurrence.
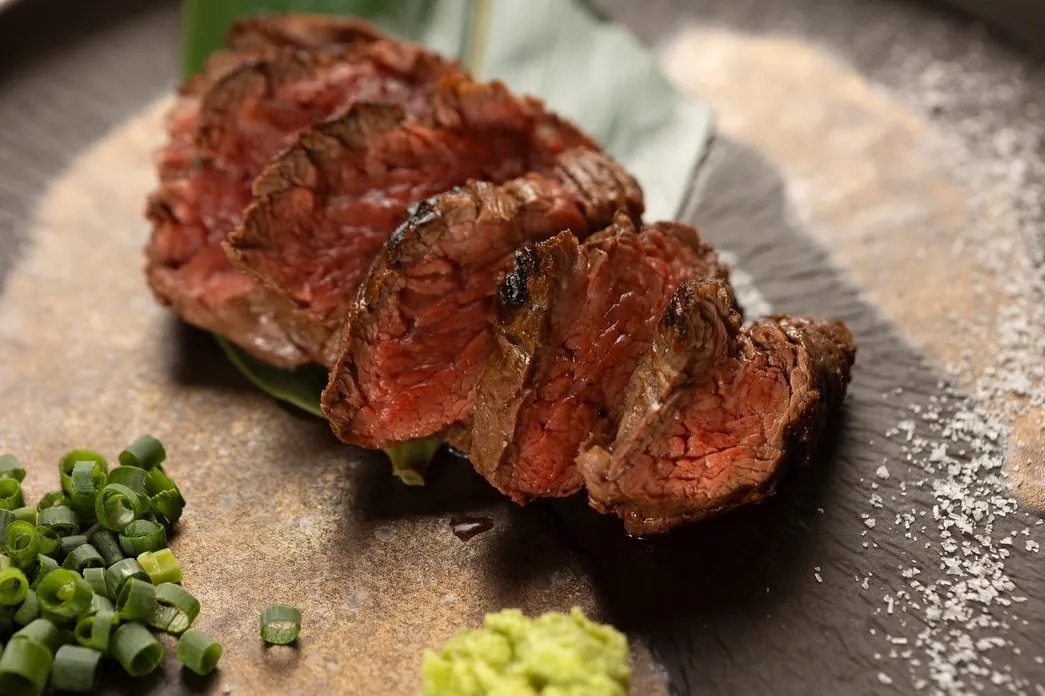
[470,216,730,503]
[577,279,856,535]
[226,76,599,366]
[144,25,462,366]
[321,149,644,449]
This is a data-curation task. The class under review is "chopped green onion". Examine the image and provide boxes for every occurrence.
[36,491,68,510]
[12,618,62,653]
[36,570,93,619]
[147,583,199,635]
[0,509,14,542]
[0,568,29,606]
[150,490,185,525]
[37,507,79,538]
[116,579,156,622]
[119,436,166,471]
[0,554,9,570]
[5,522,40,568]
[104,559,148,600]
[82,569,107,599]
[118,520,167,556]
[13,589,39,626]
[59,535,88,557]
[34,527,60,557]
[177,627,222,676]
[68,461,106,519]
[0,630,53,695]
[0,455,26,482]
[94,484,143,532]
[88,593,113,615]
[74,609,118,653]
[0,478,24,511]
[111,622,164,676]
[11,508,37,526]
[61,545,104,573]
[260,605,301,645]
[50,644,102,692]
[137,549,182,584]
[59,450,107,494]
[28,556,58,590]
[87,529,124,567]
[107,467,149,497]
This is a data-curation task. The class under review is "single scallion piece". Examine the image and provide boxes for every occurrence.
[12,589,39,626]
[118,436,166,471]
[5,522,40,568]
[13,618,62,653]
[0,630,53,695]
[36,569,93,619]
[260,605,301,645]
[116,578,156,622]
[28,556,58,590]
[104,558,148,600]
[50,644,102,693]
[37,506,79,538]
[0,508,14,541]
[36,491,69,510]
[107,466,149,498]
[82,568,107,599]
[88,529,124,567]
[149,490,185,525]
[11,507,37,526]
[74,609,117,652]
[89,593,114,615]
[61,545,105,573]
[68,461,107,519]
[34,527,60,557]
[59,535,89,557]
[178,627,222,676]
[59,449,107,493]
[0,568,29,606]
[147,583,199,635]
[111,621,164,676]
[0,554,9,569]
[118,520,167,556]
[0,478,24,511]
[94,484,143,532]
[0,454,26,482]
[137,549,182,584]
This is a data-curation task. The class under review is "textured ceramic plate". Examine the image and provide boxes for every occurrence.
[1,0,1044,694]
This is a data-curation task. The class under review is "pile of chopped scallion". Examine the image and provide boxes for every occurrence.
[0,435,222,694]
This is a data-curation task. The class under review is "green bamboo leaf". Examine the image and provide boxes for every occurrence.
[185,0,714,419]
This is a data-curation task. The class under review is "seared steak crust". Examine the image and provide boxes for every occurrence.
[226,76,599,365]
[321,149,644,449]
[144,30,462,366]
[578,279,856,535]
[471,215,730,503]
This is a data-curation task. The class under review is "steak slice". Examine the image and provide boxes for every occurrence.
[470,216,730,503]
[321,149,644,449]
[577,279,856,535]
[145,36,462,366]
[225,76,599,365]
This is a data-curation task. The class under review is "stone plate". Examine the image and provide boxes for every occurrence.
[1,0,1043,694]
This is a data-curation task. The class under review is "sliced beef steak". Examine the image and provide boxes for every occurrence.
[226,76,599,365]
[224,13,386,52]
[470,216,731,503]
[321,149,644,449]
[577,279,856,535]
[145,33,462,366]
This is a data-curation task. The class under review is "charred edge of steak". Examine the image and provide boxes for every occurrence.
[556,148,645,226]
[498,243,542,309]
[225,13,387,51]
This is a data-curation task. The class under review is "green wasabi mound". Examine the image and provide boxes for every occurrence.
[421,607,632,696]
